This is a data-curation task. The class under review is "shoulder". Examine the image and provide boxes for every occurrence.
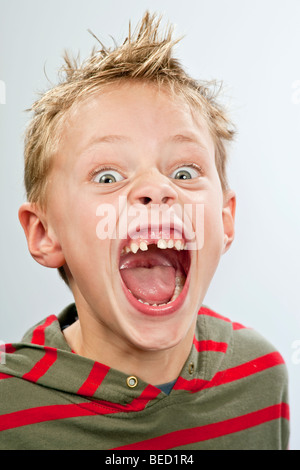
[197,305,289,449]
[199,304,283,353]
[198,305,289,387]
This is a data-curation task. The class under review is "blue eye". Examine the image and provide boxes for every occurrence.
[93,169,124,184]
[170,165,201,180]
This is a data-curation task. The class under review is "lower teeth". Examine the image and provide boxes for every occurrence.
[135,275,185,306]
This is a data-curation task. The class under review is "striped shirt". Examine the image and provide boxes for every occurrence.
[0,304,289,450]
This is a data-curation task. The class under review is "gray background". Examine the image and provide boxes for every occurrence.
[0,0,299,449]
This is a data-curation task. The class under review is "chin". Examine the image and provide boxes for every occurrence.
[123,317,194,352]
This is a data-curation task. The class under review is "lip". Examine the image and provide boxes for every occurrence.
[119,263,191,316]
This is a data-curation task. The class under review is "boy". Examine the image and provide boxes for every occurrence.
[0,12,289,450]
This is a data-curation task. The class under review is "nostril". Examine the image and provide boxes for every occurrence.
[140,197,151,205]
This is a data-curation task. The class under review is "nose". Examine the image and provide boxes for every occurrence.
[128,171,178,207]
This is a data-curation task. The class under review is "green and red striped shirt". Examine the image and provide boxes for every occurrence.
[0,304,289,450]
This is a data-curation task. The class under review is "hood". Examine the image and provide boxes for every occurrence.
[0,304,234,408]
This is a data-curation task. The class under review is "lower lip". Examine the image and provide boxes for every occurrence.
[120,267,191,317]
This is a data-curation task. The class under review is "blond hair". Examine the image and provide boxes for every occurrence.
[23,11,235,283]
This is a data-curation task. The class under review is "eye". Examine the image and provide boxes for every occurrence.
[92,169,124,184]
[170,165,201,180]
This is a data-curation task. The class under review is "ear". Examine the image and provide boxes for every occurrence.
[18,203,65,268]
[222,190,236,254]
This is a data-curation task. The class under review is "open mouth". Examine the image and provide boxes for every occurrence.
[118,229,191,315]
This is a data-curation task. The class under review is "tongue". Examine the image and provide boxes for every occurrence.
[120,266,176,304]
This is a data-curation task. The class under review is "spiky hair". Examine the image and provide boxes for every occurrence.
[24,11,235,207]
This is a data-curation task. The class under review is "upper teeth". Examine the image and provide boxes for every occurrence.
[122,238,186,255]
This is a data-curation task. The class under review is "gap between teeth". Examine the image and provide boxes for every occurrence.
[122,239,186,255]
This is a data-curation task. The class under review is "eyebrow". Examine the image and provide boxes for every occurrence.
[86,133,205,145]
[78,135,131,158]
[170,133,210,154]
[171,134,198,143]
[81,132,209,156]
[85,135,130,146]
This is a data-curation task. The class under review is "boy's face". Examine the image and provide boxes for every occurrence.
[33,82,235,352]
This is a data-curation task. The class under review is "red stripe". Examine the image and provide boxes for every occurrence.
[174,351,284,393]
[126,386,161,412]
[31,315,57,346]
[193,338,228,353]
[232,322,247,330]
[92,385,161,413]
[22,347,57,383]
[0,385,161,431]
[199,307,247,330]
[77,362,110,397]
[0,373,14,380]
[206,351,285,390]
[173,376,208,392]
[199,306,231,322]
[113,403,289,450]
[1,343,17,354]
[0,343,16,364]
[0,403,97,432]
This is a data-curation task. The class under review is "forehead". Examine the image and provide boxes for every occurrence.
[57,81,215,162]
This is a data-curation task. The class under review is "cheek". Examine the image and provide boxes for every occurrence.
[193,200,224,295]
[48,188,102,265]
[182,189,223,248]
[193,190,224,264]
[204,202,224,239]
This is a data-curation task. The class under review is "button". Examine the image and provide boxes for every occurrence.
[126,376,138,388]
[188,362,194,375]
